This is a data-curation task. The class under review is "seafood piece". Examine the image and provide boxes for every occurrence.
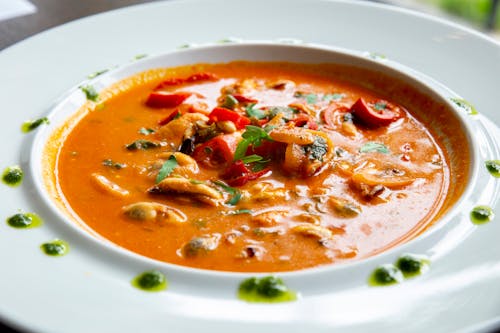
[122,201,187,223]
[148,177,223,206]
[91,173,129,197]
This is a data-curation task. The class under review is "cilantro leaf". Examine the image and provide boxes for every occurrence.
[156,155,178,183]
[246,104,267,119]
[214,180,241,205]
[359,142,390,154]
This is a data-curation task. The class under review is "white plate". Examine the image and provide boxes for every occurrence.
[0,1,499,332]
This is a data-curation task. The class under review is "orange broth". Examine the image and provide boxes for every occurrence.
[47,62,469,272]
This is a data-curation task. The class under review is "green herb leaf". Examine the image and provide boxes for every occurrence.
[267,106,297,121]
[245,103,267,119]
[156,155,178,183]
[360,142,390,154]
[234,126,274,161]
[225,209,252,215]
[295,92,318,104]
[138,127,155,135]
[240,154,264,164]
[304,137,328,161]
[373,102,387,110]
[80,85,99,102]
[102,159,126,170]
[125,140,160,150]
[323,93,345,101]
[214,180,241,205]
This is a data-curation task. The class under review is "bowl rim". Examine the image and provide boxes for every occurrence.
[28,41,481,290]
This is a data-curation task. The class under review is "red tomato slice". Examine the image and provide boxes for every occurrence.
[145,92,192,108]
[155,72,217,89]
[208,107,251,130]
[350,98,399,127]
[192,134,240,167]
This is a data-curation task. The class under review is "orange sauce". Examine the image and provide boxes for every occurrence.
[48,62,469,272]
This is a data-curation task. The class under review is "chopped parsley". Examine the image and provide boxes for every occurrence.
[102,159,126,170]
[138,127,155,135]
[245,103,267,119]
[125,140,160,150]
[214,180,241,205]
[359,142,390,154]
[304,137,328,161]
[156,155,178,183]
[234,125,273,161]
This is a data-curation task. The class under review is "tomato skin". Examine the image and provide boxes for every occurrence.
[192,134,240,167]
[222,160,270,187]
[350,98,399,127]
[232,94,258,103]
[146,92,192,108]
[208,107,251,130]
[155,72,217,89]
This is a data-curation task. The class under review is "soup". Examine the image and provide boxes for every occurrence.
[46,61,469,272]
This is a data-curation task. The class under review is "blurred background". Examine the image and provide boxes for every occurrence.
[386,0,499,36]
[0,0,499,51]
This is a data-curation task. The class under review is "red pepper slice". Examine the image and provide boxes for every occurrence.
[155,72,218,89]
[349,98,400,127]
[222,160,270,187]
[192,134,240,167]
[158,109,181,126]
[208,107,251,130]
[290,114,318,130]
[322,104,350,128]
[146,92,192,108]
[232,94,258,103]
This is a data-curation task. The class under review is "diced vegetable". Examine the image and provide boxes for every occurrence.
[155,72,217,89]
[192,133,240,167]
[350,98,400,127]
[222,160,270,186]
[146,92,192,108]
[208,107,251,129]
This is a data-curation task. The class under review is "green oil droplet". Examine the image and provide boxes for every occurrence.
[470,205,494,225]
[2,165,23,187]
[485,160,500,178]
[369,264,404,286]
[40,240,69,256]
[6,212,43,229]
[132,270,167,292]
[238,276,297,303]
[395,254,430,278]
[21,117,49,133]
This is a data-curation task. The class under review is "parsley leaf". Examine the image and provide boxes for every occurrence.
[323,93,345,101]
[138,127,155,135]
[359,142,390,154]
[246,103,267,119]
[125,140,160,150]
[214,180,241,205]
[234,126,274,161]
[304,137,328,161]
[156,155,178,183]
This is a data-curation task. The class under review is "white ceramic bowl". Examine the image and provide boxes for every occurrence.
[30,42,483,296]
